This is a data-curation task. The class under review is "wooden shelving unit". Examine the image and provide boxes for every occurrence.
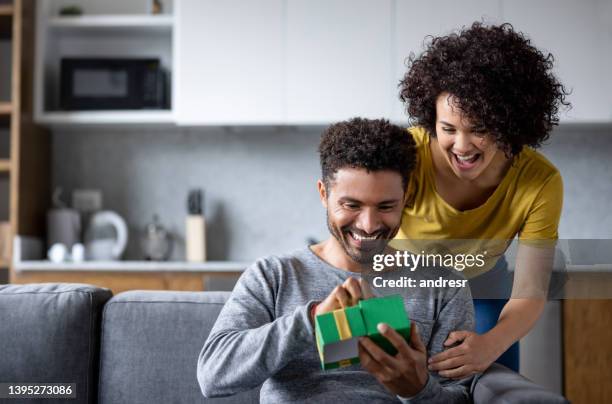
[0,3,14,275]
[1,0,51,279]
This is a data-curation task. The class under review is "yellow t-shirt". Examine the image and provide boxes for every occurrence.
[393,127,563,278]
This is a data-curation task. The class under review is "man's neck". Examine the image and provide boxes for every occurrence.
[310,238,364,273]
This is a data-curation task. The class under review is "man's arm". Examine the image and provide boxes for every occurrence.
[197,258,315,397]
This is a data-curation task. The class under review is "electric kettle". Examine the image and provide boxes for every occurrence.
[84,211,128,261]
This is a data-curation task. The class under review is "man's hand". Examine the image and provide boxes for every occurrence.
[428,331,498,379]
[314,277,374,319]
[359,323,429,398]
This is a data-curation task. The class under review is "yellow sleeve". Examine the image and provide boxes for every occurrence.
[518,172,563,241]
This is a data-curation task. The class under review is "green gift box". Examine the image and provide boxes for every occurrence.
[315,295,410,370]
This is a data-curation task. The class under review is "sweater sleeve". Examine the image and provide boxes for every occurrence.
[400,274,475,404]
[197,258,316,398]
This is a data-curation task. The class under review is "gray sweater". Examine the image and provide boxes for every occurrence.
[198,247,474,403]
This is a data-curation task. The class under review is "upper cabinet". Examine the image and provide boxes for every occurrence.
[175,0,392,125]
[392,0,612,124]
[34,0,612,126]
[285,0,392,124]
[174,0,284,125]
[34,0,175,125]
[502,0,612,123]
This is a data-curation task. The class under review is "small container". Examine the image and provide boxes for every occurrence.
[151,0,163,14]
[141,214,172,261]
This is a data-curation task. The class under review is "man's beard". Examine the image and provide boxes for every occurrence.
[326,211,398,267]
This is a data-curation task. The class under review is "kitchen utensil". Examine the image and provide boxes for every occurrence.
[47,209,81,249]
[84,211,128,261]
[141,214,172,261]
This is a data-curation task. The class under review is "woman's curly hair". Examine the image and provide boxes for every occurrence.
[319,118,416,189]
[399,22,570,156]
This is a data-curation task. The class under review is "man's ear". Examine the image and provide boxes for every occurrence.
[317,179,328,208]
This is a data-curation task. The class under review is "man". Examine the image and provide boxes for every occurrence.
[198,118,474,403]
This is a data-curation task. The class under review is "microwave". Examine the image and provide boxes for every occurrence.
[60,58,168,110]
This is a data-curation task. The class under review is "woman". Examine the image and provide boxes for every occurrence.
[395,22,569,377]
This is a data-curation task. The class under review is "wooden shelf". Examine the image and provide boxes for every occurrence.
[0,159,11,172]
[0,102,13,115]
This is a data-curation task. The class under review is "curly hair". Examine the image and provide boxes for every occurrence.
[399,22,570,156]
[319,118,416,190]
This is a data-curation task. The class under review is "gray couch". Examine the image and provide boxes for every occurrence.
[0,283,568,404]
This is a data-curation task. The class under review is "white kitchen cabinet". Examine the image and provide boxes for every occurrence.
[502,0,612,123]
[285,0,393,124]
[392,0,501,123]
[34,0,175,125]
[174,0,284,125]
[34,0,612,126]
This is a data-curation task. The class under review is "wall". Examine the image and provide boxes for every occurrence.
[51,124,612,262]
[52,126,328,261]
[542,125,612,238]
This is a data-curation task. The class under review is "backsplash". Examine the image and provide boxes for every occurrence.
[542,125,612,238]
[51,124,612,261]
[52,126,328,261]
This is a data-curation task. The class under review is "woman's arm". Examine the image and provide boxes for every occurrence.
[427,243,554,378]
[488,241,554,352]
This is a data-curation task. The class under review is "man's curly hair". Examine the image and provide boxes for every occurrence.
[399,22,570,156]
[319,118,416,190]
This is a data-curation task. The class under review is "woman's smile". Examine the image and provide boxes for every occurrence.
[449,151,482,171]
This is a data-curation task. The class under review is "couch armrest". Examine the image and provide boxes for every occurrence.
[472,364,568,404]
[0,283,112,404]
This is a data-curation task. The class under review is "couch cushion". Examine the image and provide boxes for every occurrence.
[472,363,569,404]
[0,283,112,404]
[98,290,259,404]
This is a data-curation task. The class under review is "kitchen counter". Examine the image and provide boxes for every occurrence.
[14,260,249,272]
[9,236,251,292]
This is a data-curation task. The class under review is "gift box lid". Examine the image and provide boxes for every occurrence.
[360,295,410,334]
[360,295,410,355]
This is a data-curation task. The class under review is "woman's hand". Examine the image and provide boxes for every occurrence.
[427,331,501,379]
